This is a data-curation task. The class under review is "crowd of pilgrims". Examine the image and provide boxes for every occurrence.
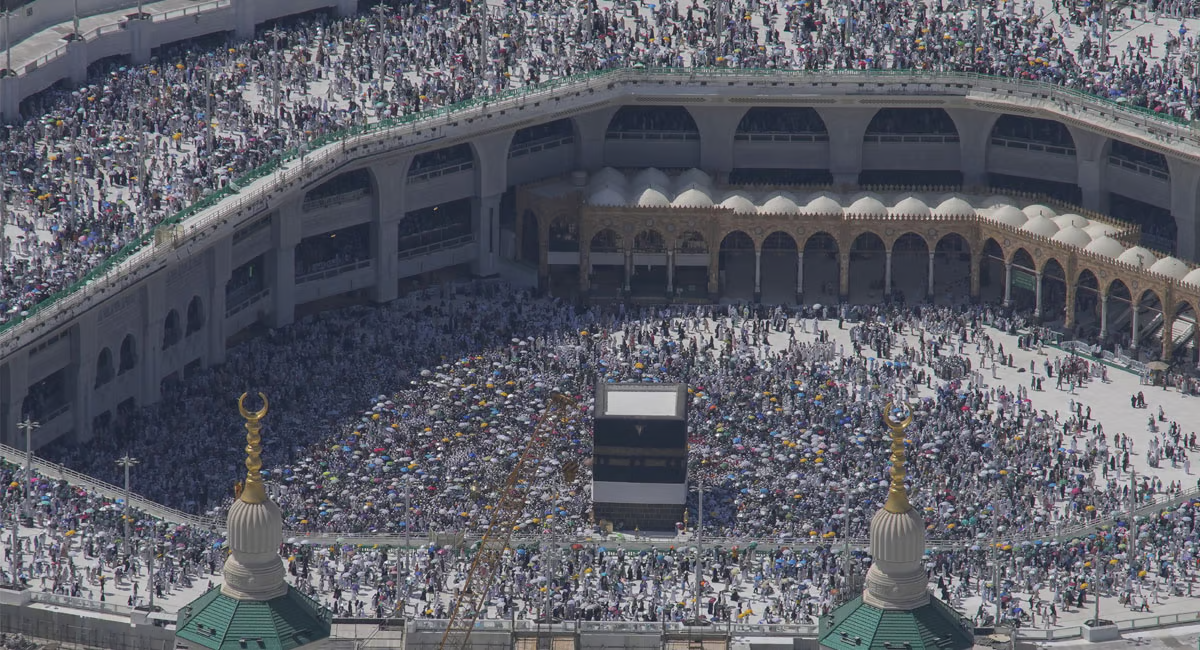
[1,0,1200,323]
[0,284,1175,626]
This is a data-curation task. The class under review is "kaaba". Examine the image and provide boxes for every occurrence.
[592,383,687,531]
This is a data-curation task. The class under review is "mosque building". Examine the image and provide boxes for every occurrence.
[818,405,975,650]
[175,394,333,650]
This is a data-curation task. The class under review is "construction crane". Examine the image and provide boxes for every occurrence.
[438,392,579,650]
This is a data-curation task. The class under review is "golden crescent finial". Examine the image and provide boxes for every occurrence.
[238,392,269,421]
[236,393,270,504]
[882,401,913,431]
[882,401,914,514]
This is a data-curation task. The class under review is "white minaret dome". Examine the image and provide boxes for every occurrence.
[220,393,289,602]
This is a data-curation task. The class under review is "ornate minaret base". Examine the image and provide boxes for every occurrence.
[176,394,332,650]
[818,403,973,650]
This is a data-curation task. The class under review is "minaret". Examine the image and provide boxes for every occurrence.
[861,403,930,610]
[818,402,973,650]
[221,392,288,601]
[176,394,332,650]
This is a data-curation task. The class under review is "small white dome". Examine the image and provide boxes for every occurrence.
[1051,226,1092,247]
[634,187,672,208]
[890,196,931,218]
[1021,215,1061,238]
[848,196,888,218]
[632,167,671,190]
[588,167,628,190]
[588,187,627,207]
[1150,256,1190,280]
[672,186,714,208]
[720,192,758,214]
[1023,204,1057,219]
[1084,236,1126,258]
[759,192,799,215]
[991,205,1028,227]
[934,197,976,218]
[1053,213,1090,229]
[674,168,713,192]
[803,195,844,216]
[1118,246,1157,268]
[1084,222,1116,238]
[1183,268,1200,288]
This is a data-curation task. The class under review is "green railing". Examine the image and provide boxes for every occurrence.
[1,67,1195,342]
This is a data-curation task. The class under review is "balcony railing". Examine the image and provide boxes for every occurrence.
[1108,155,1170,181]
[295,258,372,284]
[990,136,1076,156]
[302,188,370,212]
[863,133,959,143]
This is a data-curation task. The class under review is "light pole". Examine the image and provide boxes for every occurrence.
[693,474,703,623]
[17,418,38,516]
[404,475,412,550]
[115,456,139,558]
[4,4,11,76]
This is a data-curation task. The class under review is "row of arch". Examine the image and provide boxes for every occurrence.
[302,108,1171,203]
[95,295,205,389]
[535,213,1197,335]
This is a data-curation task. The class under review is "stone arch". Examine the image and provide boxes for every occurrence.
[676,230,708,254]
[606,105,699,137]
[718,230,756,300]
[633,229,667,253]
[1171,299,1200,363]
[890,233,930,303]
[865,108,958,136]
[979,238,1006,303]
[407,143,476,178]
[761,231,798,304]
[1134,288,1166,351]
[990,115,1076,152]
[520,210,541,265]
[162,309,181,350]
[588,228,624,297]
[509,118,577,156]
[95,347,115,388]
[303,168,373,205]
[736,107,828,135]
[1008,247,1036,270]
[1107,139,1170,179]
[931,233,971,301]
[674,231,710,298]
[119,334,137,374]
[1040,258,1068,322]
[848,232,887,304]
[589,228,622,253]
[802,231,840,305]
[186,295,204,336]
[1074,269,1102,337]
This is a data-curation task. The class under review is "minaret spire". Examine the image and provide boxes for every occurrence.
[237,392,270,504]
[881,401,913,514]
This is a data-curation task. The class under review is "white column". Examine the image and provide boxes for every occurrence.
[754,250,762,294]
[927,251,935,296]
[1035,272,1043,317]
[472,193,502,277]
[624,251,632,292]
[884,251,893,296]
[1003,263,1013,307]
[667,252,675,294]
[1100,294,1109,339]
[797,252,804,296]
[1131,304,1140,346]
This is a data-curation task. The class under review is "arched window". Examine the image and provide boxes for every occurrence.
[119,335,137,374]
[186,296,205,336]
